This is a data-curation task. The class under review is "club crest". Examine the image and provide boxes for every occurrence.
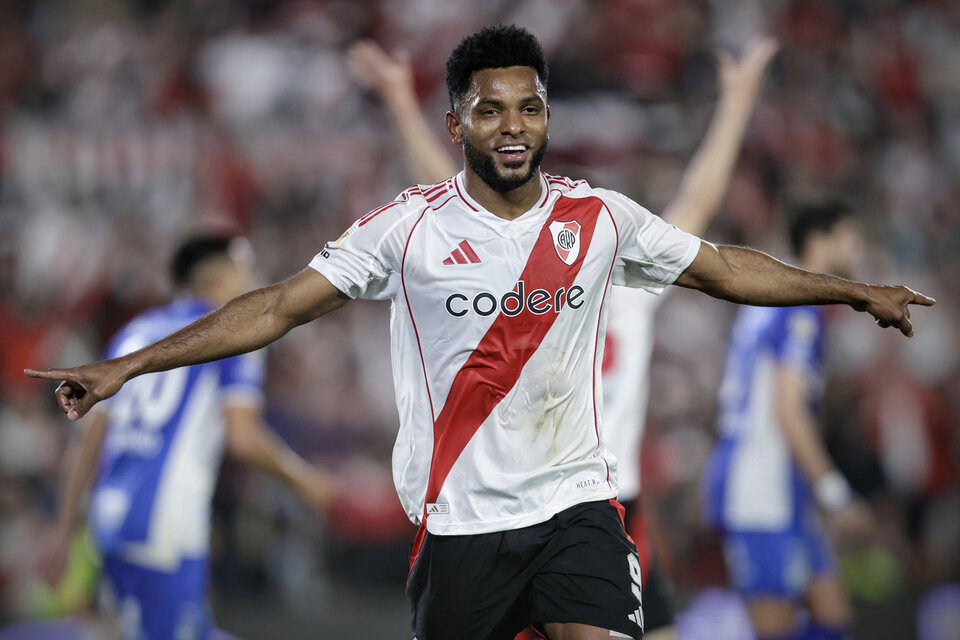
[549,220,581,265]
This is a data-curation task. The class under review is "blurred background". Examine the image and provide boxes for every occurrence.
[0,0,957,638]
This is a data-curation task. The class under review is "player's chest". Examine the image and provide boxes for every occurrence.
[400,209,618,317]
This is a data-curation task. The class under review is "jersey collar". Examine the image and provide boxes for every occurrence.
[453,171,552,229]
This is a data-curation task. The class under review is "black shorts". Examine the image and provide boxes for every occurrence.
[620,497,675,632]
[406,500,644,640]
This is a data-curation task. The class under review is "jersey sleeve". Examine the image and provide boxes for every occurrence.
[219,350,266,407]
[771,307,824,375]
[308,194,420,301]
[600,189,701,294]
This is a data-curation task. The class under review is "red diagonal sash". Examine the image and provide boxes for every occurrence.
[423,196,605,508]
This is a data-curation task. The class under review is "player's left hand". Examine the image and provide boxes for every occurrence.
[853,284,935,337]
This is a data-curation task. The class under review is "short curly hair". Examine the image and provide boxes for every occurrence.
[171,235,232,287]
[787,201,853,255]
[445,25,548,112]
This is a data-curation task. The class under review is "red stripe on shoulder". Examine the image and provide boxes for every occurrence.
[429,194,457,211]
[423,180,450,198]
[426,184,453,203]
[358,201,403,227]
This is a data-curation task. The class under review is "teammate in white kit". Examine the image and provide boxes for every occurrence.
[704,203,874,640]
[28,26,932,640]
[348,33,778,640]
[41,237,334,640]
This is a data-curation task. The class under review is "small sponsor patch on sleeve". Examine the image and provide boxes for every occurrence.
[330,225,356,247]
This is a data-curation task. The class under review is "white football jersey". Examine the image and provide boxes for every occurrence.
[601,287,664,502]
[310,172,700,535]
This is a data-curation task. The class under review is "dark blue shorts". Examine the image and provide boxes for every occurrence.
[722,509,836,598]
[102,555,212,640]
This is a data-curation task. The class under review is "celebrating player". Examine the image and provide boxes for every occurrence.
[41,236,335,640]
[28,26,932,640]
[704,203,875,640]
[348,34,778,640]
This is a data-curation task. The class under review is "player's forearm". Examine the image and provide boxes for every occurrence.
[54,414,108,538]
[662,95,754,234]
[778,407,854,511]
[680,243,869,307]
[382,90,457,184]
[778,409,834,486]
[124,285,305,382]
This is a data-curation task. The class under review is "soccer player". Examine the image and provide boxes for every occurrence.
[28,26,931,640]
[40,236,335,640]
[348,34,778,640]
[704,203,875,640]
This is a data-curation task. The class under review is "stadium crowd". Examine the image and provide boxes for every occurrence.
[0,0,957,638]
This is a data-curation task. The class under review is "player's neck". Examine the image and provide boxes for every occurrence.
[462,168,543,221]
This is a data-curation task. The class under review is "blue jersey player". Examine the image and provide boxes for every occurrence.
[43,236,335,640]
[705,203,875,640]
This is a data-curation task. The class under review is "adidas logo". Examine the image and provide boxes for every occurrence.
[442,240,481,265]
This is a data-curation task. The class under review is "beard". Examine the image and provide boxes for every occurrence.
[463,135,548,193]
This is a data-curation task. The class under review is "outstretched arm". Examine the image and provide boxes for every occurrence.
[347,40,457,184]
[663,37,777,235]
[26,269,349,421]
[674,242,935,336]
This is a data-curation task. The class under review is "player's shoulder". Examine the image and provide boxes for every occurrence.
[543,172,598,200]
[546,176,652,217]
[348,180,448,234]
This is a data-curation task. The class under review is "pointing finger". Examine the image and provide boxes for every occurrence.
[909,291,936,306]
[24,368,72,380]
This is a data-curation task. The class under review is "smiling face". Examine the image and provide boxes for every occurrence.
[447,65,549,193]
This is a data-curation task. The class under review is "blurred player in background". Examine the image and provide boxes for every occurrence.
[42,236,335,640]
[705,203,875,640]
[27,26,932,640]
[348,34,778,640]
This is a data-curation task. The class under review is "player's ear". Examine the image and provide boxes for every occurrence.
[446,111,463,145]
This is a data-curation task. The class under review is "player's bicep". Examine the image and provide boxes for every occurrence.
[673,241,730,291]
[271,268,351,327]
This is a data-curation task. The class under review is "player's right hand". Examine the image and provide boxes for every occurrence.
[853,284,935,337]
[24,360,128,421]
